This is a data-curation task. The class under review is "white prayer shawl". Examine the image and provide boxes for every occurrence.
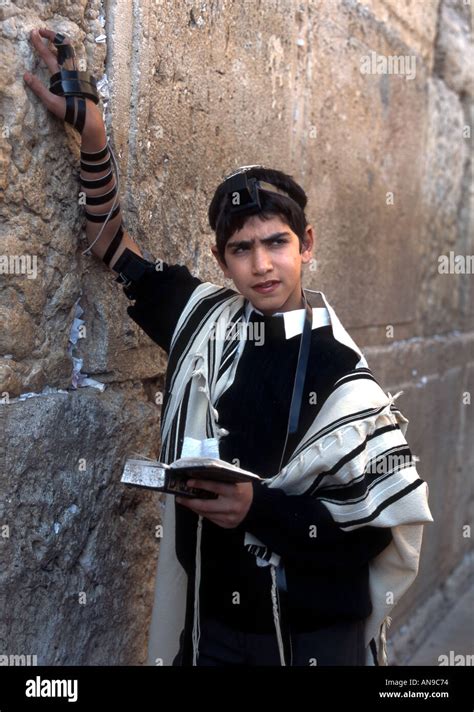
[146,284,433,666]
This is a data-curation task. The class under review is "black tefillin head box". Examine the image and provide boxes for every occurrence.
[225,172,263,215]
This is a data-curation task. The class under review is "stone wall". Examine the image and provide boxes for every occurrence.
[1,0,472,664]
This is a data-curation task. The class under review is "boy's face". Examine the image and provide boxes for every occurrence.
[211,214,314,315]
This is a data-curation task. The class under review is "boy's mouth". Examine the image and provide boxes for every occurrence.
[252,280,280,293]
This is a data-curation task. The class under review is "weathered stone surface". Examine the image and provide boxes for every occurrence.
[434,0,474,97]
[1,387,161,665]
[362,335,474,627]
[1,0,472,664]
[414,77,471,337]
[361,0,441,65]
[1,0,106,395]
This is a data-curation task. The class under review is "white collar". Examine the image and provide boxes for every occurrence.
[244,299,330,340]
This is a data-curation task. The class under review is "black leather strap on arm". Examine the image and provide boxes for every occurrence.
[102,224,124,267]
[49,33,99,135]
[81,145,109,162]
[112,247,155,288]
[80,171,114,189]
[74,97,86,133]
[80,156,111,173]
[85,184,118,206]
[49,70,99,104]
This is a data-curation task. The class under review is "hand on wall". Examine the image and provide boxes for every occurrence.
[23,28,103,135]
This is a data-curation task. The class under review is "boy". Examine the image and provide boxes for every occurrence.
[24,29,433,667]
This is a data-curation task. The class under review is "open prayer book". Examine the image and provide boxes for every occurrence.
[120,455,263,499]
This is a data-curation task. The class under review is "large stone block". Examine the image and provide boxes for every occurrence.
[360,0,441,65]
[362,348,474,626]
[1,387,162,664]
[434,0,474,97]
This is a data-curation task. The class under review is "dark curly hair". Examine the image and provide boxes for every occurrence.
[208,167,309,264]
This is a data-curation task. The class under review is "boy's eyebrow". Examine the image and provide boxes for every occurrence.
[226,231,291,249]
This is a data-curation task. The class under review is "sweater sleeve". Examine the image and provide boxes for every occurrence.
[236,480,393,571]
[122,259,202,353]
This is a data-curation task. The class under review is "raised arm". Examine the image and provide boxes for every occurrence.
[23,28,143,275]
[78,113,142,272]
[24,28,203,353]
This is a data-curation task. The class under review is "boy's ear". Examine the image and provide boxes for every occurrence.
[211,245,231,278]
[300,225,315,264]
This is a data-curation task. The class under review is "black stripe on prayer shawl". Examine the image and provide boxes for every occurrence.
[360,443,414,482]
[206,395,213,438]
[220,306,245,351]
[165,290,233,408]
[304,424,401,495]
[168,391,181,460]
[165,314,246,461]
[206,329,216,439]
[162,296,243,463]
[290,403,390,461]
[217,309,246,381]
[207,332,216,402]
[166,392,179,461]
[162,288,237,426]
[217,339,240,380]
[161,377,193,463]
[337,478,426,529]
[315,445,415,502]
[330,371,381,392]
[340,367,373,376]
[166,286,235,386]
[171,285,236,352]
[332,367,380,389]
[176,379,193,460]
[327,424,401,480]
[160,296,245,463]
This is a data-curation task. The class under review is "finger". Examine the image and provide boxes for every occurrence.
[29,28,60,74]
[42,29,77,71]
[187,479,236,496]
[205,517,233,529]
[38,28,62,43]
[44,29,76,70]
[23,72,66,119]
[175,500,231,528]
[176,496,228,514]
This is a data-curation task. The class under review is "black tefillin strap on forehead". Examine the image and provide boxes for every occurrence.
[223,169,300,214]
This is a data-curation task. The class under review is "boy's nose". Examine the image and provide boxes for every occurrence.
[252,249,273,273]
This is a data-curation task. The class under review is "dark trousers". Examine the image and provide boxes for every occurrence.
[172,615,366,666]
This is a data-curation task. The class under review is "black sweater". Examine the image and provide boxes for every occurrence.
[124,259,393,633]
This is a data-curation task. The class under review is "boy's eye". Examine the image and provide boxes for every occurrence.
[233,238,287,254]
